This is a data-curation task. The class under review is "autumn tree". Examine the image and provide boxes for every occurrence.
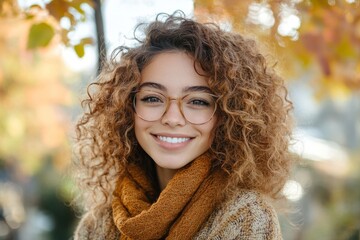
[1,0,106,71]
[0,1,103,238]
[194,0,360,97]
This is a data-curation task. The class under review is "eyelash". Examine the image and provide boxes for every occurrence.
[141,96,163,103]
[137,89,215,110]
[188,99,210,106]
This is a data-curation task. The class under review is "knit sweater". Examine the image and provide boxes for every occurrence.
[74,189,282,240]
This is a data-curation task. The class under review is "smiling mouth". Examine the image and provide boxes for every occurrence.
[156,135,192,144]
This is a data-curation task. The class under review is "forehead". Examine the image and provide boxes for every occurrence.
[140,51,208,93]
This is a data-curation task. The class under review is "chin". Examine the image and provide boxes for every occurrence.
[154,156,193,170]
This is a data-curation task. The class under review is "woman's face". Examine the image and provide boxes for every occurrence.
[134,51,217,171]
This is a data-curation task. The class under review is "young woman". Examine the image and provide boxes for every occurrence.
[73,11,293,240]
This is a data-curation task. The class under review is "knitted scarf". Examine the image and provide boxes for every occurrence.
[112,154,227,240]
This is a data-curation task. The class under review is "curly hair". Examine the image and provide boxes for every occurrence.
[73,11,294,213]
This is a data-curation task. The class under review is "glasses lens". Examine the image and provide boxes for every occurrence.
[181,93,216,124]
[134,90,217,124]
[134,91,166,121]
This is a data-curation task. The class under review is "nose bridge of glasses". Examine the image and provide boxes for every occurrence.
[164,97,184,115]
[157,96,185,126]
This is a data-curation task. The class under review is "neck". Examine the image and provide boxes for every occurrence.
[156,166,177,191]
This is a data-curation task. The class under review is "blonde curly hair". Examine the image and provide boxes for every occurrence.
[74,11,294,213]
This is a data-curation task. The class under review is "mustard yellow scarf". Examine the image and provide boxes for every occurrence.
[112,154,227,240]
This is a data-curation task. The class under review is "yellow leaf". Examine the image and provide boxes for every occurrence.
[74,43,85,58]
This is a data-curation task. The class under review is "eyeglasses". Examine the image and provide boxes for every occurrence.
[133,90,217,125]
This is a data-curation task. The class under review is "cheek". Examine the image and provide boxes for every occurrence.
[134,116,139,133]
[201,118,217,144]
[134,116,146,141]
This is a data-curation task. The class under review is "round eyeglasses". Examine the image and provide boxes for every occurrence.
[133,90,217,125]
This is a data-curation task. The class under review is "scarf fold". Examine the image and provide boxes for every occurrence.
[112,154,227,240]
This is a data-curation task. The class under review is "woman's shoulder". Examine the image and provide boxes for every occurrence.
[195,189,282,240]
[73,206,119,240]
[223,189,279,217]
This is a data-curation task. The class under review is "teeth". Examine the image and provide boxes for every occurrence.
[158,136,190,144]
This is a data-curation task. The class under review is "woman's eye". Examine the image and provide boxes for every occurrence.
[190,99,210,106]
[141,96,162,103]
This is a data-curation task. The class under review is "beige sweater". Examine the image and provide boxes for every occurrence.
[74,190,282,240]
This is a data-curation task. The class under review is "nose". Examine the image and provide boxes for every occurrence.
[161,99,186,127]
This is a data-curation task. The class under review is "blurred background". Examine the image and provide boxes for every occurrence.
[0,0,359,239]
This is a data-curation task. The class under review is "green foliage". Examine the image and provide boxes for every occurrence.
[27,22,55,49]
[22,0,95,57]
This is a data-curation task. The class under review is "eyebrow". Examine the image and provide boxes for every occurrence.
[139,82,212,93]
[183,86,212,93]
[138,82,166,91]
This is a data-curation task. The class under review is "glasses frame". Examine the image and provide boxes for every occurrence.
[132,90,218,125]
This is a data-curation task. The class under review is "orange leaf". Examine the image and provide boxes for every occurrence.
[46,0,70,22]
